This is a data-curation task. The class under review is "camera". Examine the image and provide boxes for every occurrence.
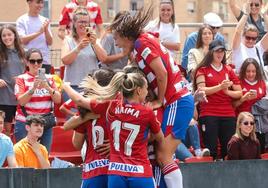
[38,68,46,80]
[85,27,91,38]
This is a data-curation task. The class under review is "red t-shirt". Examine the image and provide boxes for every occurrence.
[75,117,109,179]
[196,65,240,117]
[59,0,103,30]
[134,33,189,106]
[237,79,266,114]
[89,99,161,177]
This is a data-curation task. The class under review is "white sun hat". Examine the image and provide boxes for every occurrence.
[203,12,223,27]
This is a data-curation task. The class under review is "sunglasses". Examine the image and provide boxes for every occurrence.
[214,49,225,53]
[245,35,258,41]
[210,26,220,30]
[29,59,43,64]
[242,121,255,126]
[250,3,260,7]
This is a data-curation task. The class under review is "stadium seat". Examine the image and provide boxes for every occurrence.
[184,156,213,163]
[261,153,268,160]
[49,126,82,165]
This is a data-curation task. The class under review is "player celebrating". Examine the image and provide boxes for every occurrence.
[62,71,165,188]
[65,68,114,188]
[109,7,194,188]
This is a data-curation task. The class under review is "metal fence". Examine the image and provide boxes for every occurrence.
[0,21,238,67]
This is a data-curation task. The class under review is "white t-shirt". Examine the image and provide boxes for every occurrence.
[145,20,180,58]
[232,41,265,73]
[16,14,52,65]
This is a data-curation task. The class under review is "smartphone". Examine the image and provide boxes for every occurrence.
[249,89,257,95]
[38,68,46,80]
[85,26,91,38]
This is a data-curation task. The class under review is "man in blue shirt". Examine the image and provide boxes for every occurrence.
[0,111,17,167]
[181,12,225,73]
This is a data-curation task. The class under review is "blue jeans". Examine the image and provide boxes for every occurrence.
[14,120,53,153]
[175,124,201,160]
[175,142,193,161]
[184,124,201,150]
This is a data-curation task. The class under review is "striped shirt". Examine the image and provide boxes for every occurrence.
[14,72,56,122]
[59,0,103,30]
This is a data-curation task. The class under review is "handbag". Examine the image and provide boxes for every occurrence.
[21,102,56,130]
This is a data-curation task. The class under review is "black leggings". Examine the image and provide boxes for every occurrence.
[199,116,236,159]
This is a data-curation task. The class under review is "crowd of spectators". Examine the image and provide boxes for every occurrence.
[1,0,268,187]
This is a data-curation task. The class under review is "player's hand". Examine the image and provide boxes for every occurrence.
[95,139,110,158]
[194,87,208,103]
[61,82,71,91]
[147,100,162,110]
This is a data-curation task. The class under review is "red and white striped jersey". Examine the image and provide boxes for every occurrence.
[59,0,103,30]
[134,33,189,106]
[14,72,57,122]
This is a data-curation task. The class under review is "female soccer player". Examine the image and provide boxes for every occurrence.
[109,7,194,188]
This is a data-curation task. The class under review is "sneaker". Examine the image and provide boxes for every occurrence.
[201,148,210,157]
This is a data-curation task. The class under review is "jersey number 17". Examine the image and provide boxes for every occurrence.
[111,120,140,156]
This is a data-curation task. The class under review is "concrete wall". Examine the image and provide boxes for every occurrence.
[1,160,268,188]
[181,160,268,188]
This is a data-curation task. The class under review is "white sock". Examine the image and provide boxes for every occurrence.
[162,162,183,188]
